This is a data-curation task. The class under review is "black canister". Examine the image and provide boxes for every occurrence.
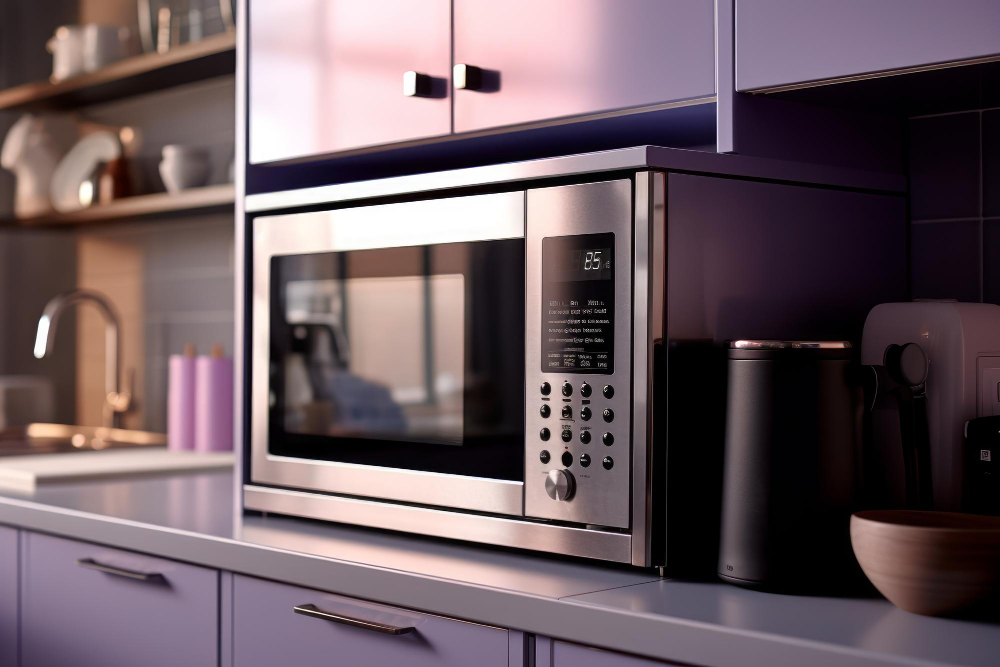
[717,340,863,591]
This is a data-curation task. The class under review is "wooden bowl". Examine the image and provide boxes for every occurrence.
[850,510,1000,616]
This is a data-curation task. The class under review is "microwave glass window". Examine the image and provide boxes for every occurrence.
[282,274,465,446]
[542,233,615,374]
[268,239,525,481]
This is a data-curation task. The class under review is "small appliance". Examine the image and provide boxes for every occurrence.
[240,147,908,566]
[862,302,1000,511]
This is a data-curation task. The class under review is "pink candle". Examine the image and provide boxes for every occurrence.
[167,344,196,452]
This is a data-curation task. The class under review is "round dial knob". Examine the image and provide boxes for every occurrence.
[545,469,576,501]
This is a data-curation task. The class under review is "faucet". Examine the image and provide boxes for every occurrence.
[34,289,132,429]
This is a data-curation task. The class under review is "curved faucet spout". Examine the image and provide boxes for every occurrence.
[34,289,130,428]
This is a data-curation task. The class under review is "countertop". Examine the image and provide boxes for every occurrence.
[0,471,997,667]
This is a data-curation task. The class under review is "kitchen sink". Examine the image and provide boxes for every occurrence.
[0,424,166,456]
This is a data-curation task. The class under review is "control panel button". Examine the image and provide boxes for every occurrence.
[539,404,550,418]
[539,428,550,441]
[540,382,551,396]
[561,428,572,443]
[602,456,614,470]
[580,382,592,398]
[539,450,550,464]
[579,430,591,444]
[561,405,572,419]
[561,451,573,467]
[562,382,573,397]
[602,432,614,446]
[545,469,575,501]
[603,384,614,399]
[580,407,592,421]
[580,453,591,467]
[603,408,614,423]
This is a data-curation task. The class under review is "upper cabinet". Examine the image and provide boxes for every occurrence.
[736,0,1000,92]
[452,0,715,134]
[248,0,715,164]
[249,0,452,164]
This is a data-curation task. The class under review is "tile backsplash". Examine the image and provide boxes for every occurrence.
[909,107,1000,303]
[76,214,234,432]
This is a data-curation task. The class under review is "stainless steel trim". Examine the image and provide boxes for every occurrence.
[251,192,526,516]
[730,340,852,349]
[745,53,1000,95]
[293,604,415,635]
[248,96,716,168]
[246,147,656,214]
[77,558,165,583]
[244,485,633,563]
[629,172,656,567]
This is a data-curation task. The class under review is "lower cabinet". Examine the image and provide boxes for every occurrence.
[19,532,219,667]
[0,525,17,667]
[232,574,510,667]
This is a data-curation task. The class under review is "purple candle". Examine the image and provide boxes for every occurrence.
[194,344,234,452]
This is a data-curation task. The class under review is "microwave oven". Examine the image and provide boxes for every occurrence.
[240,147,908,568]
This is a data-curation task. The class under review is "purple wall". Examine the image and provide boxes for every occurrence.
[909,108,1000,303]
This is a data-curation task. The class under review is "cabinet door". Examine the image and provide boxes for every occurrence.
[736,0,1000,91]
[545,640,679,667]
[233,574,508,667]
[20,532,218,667]
[249,0,452,164]
[453,0,715,134]
[0,526,16,667]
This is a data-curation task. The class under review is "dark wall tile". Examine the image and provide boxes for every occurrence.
[911,221,981,302]
[908,113,980,220]
[984,110,1000,218]
[985,220,1000,305]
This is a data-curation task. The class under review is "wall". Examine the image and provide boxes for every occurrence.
[909,106,1000,303]
[0,2,234,431]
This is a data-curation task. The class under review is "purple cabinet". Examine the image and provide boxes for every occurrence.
[736,0,1000,91]
[0,526,16,667]
[249,0,452,164]
[232,574,509,667]
[539,638,679,667]
[453,0,715,133]
[20,532,219,667]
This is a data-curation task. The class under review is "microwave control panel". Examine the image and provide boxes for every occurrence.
[524,180,632,530]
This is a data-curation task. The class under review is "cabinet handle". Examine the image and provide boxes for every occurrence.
[293,603,416,635]
[77,557,166,583]
[402,71,433,97]
[453,64,484,90]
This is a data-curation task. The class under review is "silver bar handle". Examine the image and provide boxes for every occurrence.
[293,603,415,635]
[77,557,166,583]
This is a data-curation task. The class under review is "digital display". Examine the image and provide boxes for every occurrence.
[541,233,615,374]
[549,247,613,282]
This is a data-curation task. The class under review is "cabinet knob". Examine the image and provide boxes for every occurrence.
[453,63,484,91]
[403,71,433,97]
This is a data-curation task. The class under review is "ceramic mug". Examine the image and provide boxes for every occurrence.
[46,26,86,81]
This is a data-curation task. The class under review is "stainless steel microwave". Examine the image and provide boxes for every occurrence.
[240,147,909,568]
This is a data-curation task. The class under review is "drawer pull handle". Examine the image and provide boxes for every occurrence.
[293,604,415,635]
[77,558,166,583]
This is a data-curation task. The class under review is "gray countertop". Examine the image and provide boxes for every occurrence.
[0,471,997,667]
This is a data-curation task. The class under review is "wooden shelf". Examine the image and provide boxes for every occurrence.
[0,31,236,112]
[3,184,235,227]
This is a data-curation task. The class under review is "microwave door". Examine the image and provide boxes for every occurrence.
[251,195,526,516]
